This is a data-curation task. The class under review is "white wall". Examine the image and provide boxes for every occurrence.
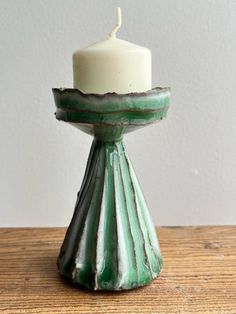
[0,0,236,227]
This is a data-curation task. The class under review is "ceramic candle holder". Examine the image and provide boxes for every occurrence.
[52,87,170,290]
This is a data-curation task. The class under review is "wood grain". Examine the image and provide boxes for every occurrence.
[0,226,235,313]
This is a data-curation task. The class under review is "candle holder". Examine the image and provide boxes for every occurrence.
[52,87,170,290]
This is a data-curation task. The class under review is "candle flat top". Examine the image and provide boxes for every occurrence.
[74,38,151,54]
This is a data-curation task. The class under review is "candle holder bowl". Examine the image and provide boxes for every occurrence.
[52,87,170,291]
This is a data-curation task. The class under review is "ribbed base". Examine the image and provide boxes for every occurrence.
[57,140,162,290]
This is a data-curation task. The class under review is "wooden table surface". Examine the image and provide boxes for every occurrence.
[0,226,235,313]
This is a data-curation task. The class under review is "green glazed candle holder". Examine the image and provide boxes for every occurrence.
[52,87,170,290]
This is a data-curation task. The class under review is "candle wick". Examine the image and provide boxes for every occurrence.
[108,7,122,39]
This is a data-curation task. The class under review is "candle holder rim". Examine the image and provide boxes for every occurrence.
[53,86,170,114]
[53,86,170,140]
[52,86,170,98]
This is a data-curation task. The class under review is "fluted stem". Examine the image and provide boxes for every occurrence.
[57,139,162,290]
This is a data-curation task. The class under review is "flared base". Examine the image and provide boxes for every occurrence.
[57,140,162,290]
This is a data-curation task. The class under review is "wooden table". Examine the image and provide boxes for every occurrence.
[0,227,235,313]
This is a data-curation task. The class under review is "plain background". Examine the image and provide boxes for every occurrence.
[0,0,236,227]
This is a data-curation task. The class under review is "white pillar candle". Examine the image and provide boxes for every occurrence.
[73,8,152,94]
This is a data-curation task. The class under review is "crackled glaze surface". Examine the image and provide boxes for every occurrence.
[53,87,170,290]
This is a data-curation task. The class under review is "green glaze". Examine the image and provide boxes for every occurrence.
[53,87,170,141]
[53,87,170,290]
